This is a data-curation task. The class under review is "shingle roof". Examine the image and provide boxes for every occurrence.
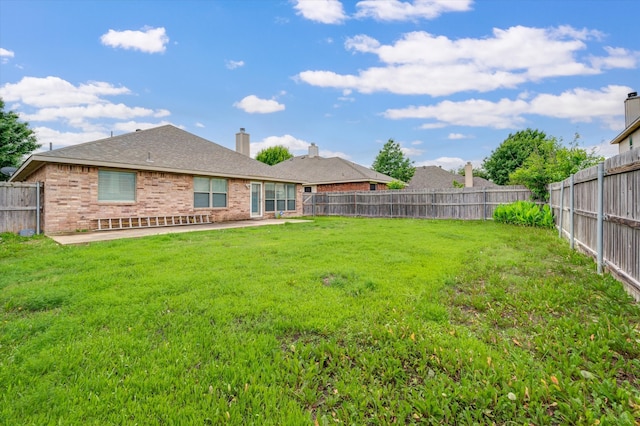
[12,125,300,182]
[270,155,394,185]
[406,165,497,189]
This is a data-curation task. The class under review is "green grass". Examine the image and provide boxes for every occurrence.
[1,217,639,425]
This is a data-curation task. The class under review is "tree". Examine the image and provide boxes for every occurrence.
[0,98,40,180]
[482,129,551,185]
[255,145,293,165]
[387,179,407,190]
[372,139,415,183]
[509,134,603,200]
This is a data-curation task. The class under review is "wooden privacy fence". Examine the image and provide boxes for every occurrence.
[548,149,639,300]
[0,182,42,234]
[303,186,534,220]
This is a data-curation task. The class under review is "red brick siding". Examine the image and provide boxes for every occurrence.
[24,164,303,234]
[316,182,388,192]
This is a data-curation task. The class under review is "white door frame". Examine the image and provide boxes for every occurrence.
[250,182,262,218]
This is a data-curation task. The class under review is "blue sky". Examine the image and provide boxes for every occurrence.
[1,0,638,170]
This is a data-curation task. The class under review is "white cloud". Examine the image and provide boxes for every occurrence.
[585,140,619,159]
[100,27,169,53]
[589,46,640,70]
[112,120,176,133]
[195,122,205,128]
[298,25,638,96]
[528,85,628,127]
[23,104,164,122]
[0,76,130,108]
[401,146,424,157]
[233,95,285,114]
[320,149,351,159]
[415,156,473,170]
[0,47,15,63]
[355,0,473,21]
[0,76,172,139]
[386,98,529,129]
[250,134,311,157]
[33,127,110,150]
[293,0,347,24]
[448,133,471,140]
[249,134,352,159]
[383,85,631,130]
[225,59,245,69]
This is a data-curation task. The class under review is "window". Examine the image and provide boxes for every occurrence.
[194,177,227,208]
[370,183,377,191]
[265,183,296,212]
[98,170,136,202]
[304,186,312,193]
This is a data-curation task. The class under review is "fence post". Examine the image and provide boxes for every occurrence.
[569,174,574,250]
[36,181,41,235]
[483,187,487,220]
[597,162,604,274]
[559,182,564,238]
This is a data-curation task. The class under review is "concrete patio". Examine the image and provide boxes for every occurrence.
[49,218,312,245]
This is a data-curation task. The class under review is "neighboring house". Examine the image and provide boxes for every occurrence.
[406,163,497,190]
[611,91,640,153]
[270,143,394,193]
[9,125,302,234]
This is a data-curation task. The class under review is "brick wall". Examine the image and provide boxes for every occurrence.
[25,164,303,234]
[316,182,388,192]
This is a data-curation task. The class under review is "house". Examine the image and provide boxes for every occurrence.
[270,143,394,193]
[406,163,497,190]
[9,125,303,234]
[611,91,640,153]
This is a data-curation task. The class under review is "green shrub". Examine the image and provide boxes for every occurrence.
[386,179,406,190]
[493,200,554,228]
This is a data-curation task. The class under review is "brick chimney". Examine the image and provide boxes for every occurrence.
[235,128,250,156]
[625,91,640,128]
[308,143,319,158]
[464,162,473,188]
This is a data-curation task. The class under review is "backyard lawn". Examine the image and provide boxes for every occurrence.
[1,217,639,425]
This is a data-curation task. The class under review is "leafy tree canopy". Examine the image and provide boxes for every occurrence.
[255,145,293,165]
[482,128,550,185]
[372,139,415,183]
[510,134,603,200]
[0,98,40,180]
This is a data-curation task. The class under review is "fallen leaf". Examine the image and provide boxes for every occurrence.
[410,333,415,341]
[507,392,517,401]
[512,338,521,347]
[550,376,559,385]
[590,334,595,341]
[487,356,492,367]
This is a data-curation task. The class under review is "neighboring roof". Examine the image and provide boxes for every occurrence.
[270,155,394,185]
[11,125,300,183]
[610,115,640,145]
[406,166,498,190]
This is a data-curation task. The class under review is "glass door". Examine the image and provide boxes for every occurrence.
[251,182,262,218]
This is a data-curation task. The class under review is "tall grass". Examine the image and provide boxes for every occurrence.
[1,217,638,424]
